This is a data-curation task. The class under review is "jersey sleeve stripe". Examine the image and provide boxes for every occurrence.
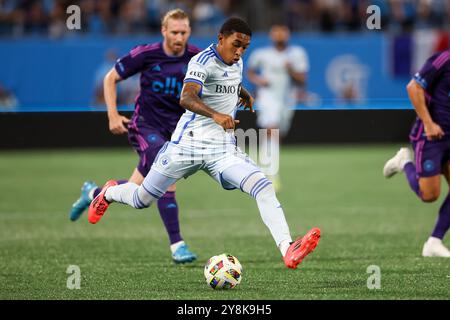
[187,45,201,54]
[130,43,159,58]
[184,78,204,86]
[196,50,209,62]
[197,50,214,64]
[200,54,215,65]
[199,52,215,64]
[432,51,450,69]
[196,49,213,61]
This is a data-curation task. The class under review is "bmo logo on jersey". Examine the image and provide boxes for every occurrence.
[215,84,237,94]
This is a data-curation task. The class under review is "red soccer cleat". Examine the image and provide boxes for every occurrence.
[284,227,321,269]
[88,180,118,224]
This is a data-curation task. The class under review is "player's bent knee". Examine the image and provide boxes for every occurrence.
[420,191,440,203]
[419,178,440,203]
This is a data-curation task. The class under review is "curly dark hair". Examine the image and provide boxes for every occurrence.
[219,17,252,37]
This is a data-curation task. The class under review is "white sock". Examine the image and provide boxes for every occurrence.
[427,236,442,245]
[254,183,292,251]
[105,182,137,204]
[239,171,292,253]
[170,240,185,254]
[105,182,156,209]
[279,240,291,257]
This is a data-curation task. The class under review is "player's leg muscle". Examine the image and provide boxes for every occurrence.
[128,168,145,185]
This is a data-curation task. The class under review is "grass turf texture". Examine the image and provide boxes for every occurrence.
[0,146,449,300]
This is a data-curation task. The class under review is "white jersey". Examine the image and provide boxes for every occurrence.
[247,45,309,106]
[171,44,243,149]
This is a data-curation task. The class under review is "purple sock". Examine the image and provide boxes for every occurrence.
[431,191,450,239]
[92,179,128,198]
[157,191,182,245]
[404,162,422,198]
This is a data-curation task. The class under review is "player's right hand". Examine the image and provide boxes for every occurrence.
[424,121,444,140]
[109,114,130,135]
[212,113,239,130]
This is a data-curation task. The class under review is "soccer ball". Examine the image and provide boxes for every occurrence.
[204,253,243,289]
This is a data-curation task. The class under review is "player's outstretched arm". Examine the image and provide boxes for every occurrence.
[103,67,130,135]
[407,79,444,140]
[180,82,239,130]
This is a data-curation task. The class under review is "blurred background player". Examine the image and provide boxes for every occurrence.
[69,9,199,264]
[247,24,309,191]
[89,17,321,270]
[383,49,450,258]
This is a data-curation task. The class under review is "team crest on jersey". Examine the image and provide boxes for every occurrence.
[160,155,170,167]
[423,159,435,172]
[147,134,158,143]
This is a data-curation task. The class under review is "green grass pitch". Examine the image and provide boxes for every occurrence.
[0,146,449,299]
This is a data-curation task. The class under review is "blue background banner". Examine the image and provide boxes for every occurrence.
[0,33,412,112]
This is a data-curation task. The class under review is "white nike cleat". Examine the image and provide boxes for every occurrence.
[383,147,413,178]
[422,237,450,258]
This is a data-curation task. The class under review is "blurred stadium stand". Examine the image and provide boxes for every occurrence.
[1,0,449,36]
[0,0,448,146]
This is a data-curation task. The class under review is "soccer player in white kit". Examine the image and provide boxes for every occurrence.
[247,24,309,190]
[89,18,320,269]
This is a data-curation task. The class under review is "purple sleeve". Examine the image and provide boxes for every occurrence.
[114,46,147,79]
[413,51,450,90]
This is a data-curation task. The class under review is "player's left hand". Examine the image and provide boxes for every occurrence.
[424,121,445,141]
[239,95,254,113]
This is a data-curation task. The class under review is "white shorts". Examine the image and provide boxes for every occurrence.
[256,99,295,136]
[152,141,260,190]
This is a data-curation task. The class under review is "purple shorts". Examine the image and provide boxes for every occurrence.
[411,138,450,177]
[410,119,450,177]
[128,124,170,177]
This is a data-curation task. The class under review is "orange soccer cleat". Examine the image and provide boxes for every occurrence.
[88,180,118,224]
[284,227,321,269]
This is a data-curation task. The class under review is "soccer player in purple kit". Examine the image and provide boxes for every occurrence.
[69,9,199,263]
[383,49,450,257]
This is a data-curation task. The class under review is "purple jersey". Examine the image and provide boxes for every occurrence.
[115,42,200,138]
[410,50,450,140]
